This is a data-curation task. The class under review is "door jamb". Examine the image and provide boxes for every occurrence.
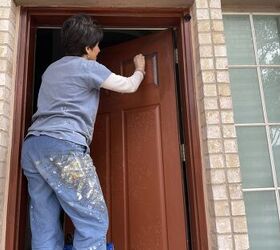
[6,7,209,250]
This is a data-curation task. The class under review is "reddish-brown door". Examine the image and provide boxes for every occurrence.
[91,30,188,250]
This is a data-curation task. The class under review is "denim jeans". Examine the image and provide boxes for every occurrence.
[21,135,108,250]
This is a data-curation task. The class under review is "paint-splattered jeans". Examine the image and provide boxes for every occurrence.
[21,135,109,250]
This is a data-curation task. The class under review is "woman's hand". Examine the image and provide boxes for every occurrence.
[134,54,145,75]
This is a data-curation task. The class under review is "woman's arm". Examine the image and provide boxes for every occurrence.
[101,71,144,93]
[100,54,145,93]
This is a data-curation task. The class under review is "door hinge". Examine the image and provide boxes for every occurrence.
[180,143,186,162]
[174,48,179,64]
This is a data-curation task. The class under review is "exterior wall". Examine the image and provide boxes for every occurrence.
[191,0,249,249]
[0,0,253,249]
[0,0,19,248]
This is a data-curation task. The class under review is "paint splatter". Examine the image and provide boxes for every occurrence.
[49,152,106,213]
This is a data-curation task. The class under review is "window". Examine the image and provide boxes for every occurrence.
[224,13,280,249]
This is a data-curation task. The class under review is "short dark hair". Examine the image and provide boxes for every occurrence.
[61,14,103,56]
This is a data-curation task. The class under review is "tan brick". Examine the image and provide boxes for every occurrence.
[229,184,243,200]
[227,168,241,183]
[231,200,246,216]
[196,9,210,20]
[0,20,9,31]
[212,184,228,200]
[209,154,225,168]
[0,189,3,203]
[233,216,247,233]
[216,217,231,233]
[0,131,8,146]
[0,59,12,75]
[222,125,236,138]
[200,58,214,70]
[209,0,222,8]
[204,97,218,110]
[0,20,14,36]
[218,84,231,96]
[204,84,217,97]
[0,161,6,178]
[226,154,240,168]
[221,111,234,123]
[199,45,213,57]
[0,45,12,58]
[214,200,230,216]
[0,31,13,45]
[0,101,9,115]
[217,234,233,249]
[0,7,13,18]
[0,72,12,90]
[219,96,232,109]
[213,32,225,44]
[0,72,12,87]
[0,115,9,131]
[208,139,223,153]
[207,125,221,138]
[216,58,228,69]
[217,70,230,83]
[0,86,10,100]
[195,0,208,8]
[198,32,212,45]
[0,0,13,7]
[205,110,220,124]
[210,168,226,184]
[202,71,216,83]
[234,234,249,250]
[0,146,7,159]
[210,9,222,20]
[197,20,211,32]
[192,4,250,245]
[214,45,227,57]
[224,139,238,153]
[212,20,224,32]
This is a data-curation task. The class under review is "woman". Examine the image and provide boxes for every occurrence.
[21,14,145,250]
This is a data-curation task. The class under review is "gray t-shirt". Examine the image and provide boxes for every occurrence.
[27,56,112,148]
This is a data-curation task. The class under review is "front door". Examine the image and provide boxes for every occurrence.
[91,30,188,250]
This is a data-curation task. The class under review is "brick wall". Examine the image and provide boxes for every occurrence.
[0,0,18,247]
[191,0,249,249]
[0,0,252,249]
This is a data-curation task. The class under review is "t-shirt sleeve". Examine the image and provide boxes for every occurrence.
[84,60,112,89]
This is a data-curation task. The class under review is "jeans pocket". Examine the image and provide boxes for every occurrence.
[60,140,87,154]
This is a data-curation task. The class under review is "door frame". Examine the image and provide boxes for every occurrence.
[6,7,208,250]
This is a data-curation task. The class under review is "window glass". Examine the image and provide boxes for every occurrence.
[254,16,280,65]
[229,68,264,123]
[224,15,256,65]
[244,191,280,250]
[262,68,280,122]
[236,127,273,188]
[270,126,280,184]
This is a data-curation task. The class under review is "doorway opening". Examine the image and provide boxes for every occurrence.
[25,27,190,250]
[7,9,208,250]
[32,28,162,113]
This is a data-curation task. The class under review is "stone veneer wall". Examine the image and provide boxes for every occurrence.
[0,0,18,248]
[191,0,249,249]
